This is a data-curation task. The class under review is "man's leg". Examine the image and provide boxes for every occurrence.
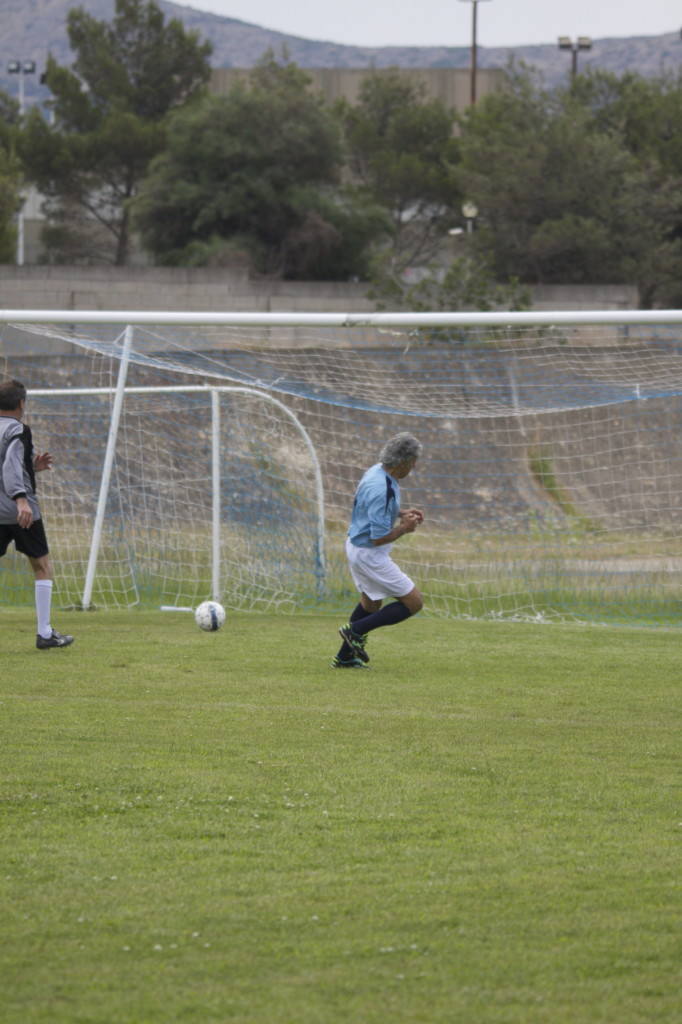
[29,554,53,639]
[340,587,424,662]
[335,594,381,665]
[28,554,74,649]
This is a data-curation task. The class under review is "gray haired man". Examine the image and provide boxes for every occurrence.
[334,432,424,668]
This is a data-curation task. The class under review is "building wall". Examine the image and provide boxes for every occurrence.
[210,67,507,110]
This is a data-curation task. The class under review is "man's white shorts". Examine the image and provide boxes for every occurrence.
[345,537,415,601]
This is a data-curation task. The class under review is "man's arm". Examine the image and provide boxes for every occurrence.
[2,430,34,528]
[15,496,33,528]
[371,510,423,546]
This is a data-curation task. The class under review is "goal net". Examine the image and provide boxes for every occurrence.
[2,310,682,626]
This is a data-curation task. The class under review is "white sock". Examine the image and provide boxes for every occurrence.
[35,580,53,639]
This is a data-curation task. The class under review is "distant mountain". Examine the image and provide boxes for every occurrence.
[3,0,681,107]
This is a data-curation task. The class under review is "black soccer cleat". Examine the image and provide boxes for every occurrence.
[338,624,370,663]
[331,656,369,669]
[36,629,75,650]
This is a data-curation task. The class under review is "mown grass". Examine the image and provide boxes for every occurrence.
[1,609,681,1023]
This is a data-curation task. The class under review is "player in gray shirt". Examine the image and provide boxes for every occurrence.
[0,379,74,649]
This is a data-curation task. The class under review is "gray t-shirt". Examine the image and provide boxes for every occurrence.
[0,416,41,524]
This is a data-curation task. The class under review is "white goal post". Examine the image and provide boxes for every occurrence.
[27,383,326,612]
[2,307,682,626]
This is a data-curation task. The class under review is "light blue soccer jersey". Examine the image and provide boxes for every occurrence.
[348,463,400,548]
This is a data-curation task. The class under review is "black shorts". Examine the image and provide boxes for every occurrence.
[0,519,50,559]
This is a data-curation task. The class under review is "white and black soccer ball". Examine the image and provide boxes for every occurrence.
[194,600,225,632]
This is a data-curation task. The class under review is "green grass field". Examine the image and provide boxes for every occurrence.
[2,609,681,1023]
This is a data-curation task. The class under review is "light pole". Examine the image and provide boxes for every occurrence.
[458,0,493,106]
[557,37,592,80]
[7,60,36,266]
[8,60,36,114]
[462,201,479,235]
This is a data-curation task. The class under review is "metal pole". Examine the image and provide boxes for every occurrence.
[81,325,134,610]
[4,310,682,328]
[17,203,24,266]
[210,388,221,601]
[17,68,25,266]
[470,0,478,105]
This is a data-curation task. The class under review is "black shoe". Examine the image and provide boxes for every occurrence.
[36,629,75,650]
[338,624,370,663]
[331,656,368,669]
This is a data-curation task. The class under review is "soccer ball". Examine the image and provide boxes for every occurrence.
[194,600,225,632]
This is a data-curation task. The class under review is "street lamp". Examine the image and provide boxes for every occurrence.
[557,37,592,80]
[458,0,494,106]
[462,201,479,234]
[7,60,36,266]
[8,60,36,113]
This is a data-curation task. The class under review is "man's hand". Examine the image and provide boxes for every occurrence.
[398,509,423,534]
[400,508,424,527]
[372,509,425,546]
[16,497,33,529]
[34,451,54,473]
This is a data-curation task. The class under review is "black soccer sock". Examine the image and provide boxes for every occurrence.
[336,602,367,661]
[353,600,412,634]
[350,602,368,626]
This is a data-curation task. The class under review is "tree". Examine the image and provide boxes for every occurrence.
[368,251,530,313]
[340,69,462,279]
[457,64,682,307]
[133,54,387,279]
[342,69,532,312]
[19,0,212,265]
[0,91,22,263]
[572,68,682,179]
[570,68,682,306]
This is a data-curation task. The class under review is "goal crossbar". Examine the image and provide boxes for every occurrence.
[3,309,682,328]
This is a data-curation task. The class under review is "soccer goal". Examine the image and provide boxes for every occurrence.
[2,308,682,626]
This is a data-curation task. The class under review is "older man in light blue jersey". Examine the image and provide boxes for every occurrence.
[333,432,424,668]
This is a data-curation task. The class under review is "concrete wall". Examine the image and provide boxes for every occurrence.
[0,267,639,314]
[0,266,376,313]
[529,284,639,311]
[0,267,639,313]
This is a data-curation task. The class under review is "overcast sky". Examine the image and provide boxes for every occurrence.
[177,0,682,49]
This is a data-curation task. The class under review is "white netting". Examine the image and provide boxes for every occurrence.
[2,315,682,624]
